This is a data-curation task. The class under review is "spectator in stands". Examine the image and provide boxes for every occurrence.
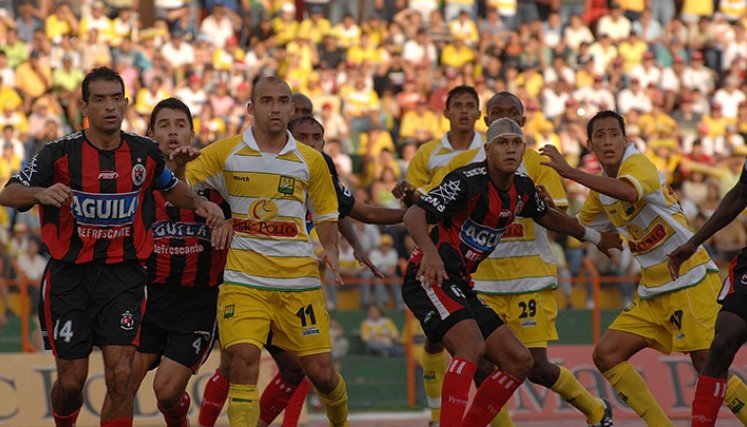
[368,233,403,310]
[14,236,46,350]
[360,304,403,357]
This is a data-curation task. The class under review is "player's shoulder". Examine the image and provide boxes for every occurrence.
[513,173,537,191]
[451,147,483,166]
[415,139,441,155]
[296,141,325,164]
[448,160,488,182]
[201,134,244,157]
[43,131,85,153]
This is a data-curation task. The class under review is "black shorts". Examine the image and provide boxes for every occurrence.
[39,259,147,360]
[402,263,504,343]
[138,284,218,373]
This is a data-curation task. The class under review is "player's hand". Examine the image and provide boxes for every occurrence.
[320,250,343,285]
[668,242,697,279]
[536,184,556,209]
[196,200,225,229]
[596,231,623,258]
[211,219,233,250]
[392,181,415,201]
[417,249,448,287]
[170,145,201,166]
[35,183,72,208]
[539,145,573,177]
[354,247,385,279]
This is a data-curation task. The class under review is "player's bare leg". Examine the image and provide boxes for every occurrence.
[300,351,348,427]
[594,330,672,426]
[225,343,262,426]
[693,311,747,426]
[101,344,137,423]
[51,357,88,426]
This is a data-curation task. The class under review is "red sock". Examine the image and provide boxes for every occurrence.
[440,358,477,427]
[53,408,80,427]
[283,377,311,427]
[259,373,301,425]
[692,375,727,427]
[461,370,523,427]
[159,392,190,427]
[199,369,230,427]
[100,418,132,427]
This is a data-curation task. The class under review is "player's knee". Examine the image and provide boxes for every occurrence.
[474,359,496,387]
[424,339,445,354]
[279,365,306,386]
[55,375,85,396]
[453,339,485,365]
[527,360,557,387]
[305,363,337,394]
[105,365,133,396]
[227,348,259,383]
[153,379,184,408]
[504,346,533,379]
[592,342,621,373]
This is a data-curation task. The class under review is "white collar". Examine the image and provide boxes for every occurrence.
[242,126,297,155]
[440,131,483,151]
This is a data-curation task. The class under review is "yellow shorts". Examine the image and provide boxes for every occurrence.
[217,284,331,357]
[609,272,720,354]
[478,289,559,348]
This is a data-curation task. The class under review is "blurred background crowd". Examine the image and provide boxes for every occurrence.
[1,0,747,345]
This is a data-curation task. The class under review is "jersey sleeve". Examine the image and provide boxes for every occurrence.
[516,176,548,219]
[525,150,568,209]
[416,170,471,224]
[323,152,355,218]
[146,143,178,191]
[307,149,339,224]
[617,153,660,201]
[185,138,232,200]
[421,148,479,193]
[405,142,435,191]
[8,142,56,188]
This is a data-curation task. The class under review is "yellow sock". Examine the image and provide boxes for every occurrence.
[227,384,259,427]
[551,366,606,424]
[490,405,515,427]
[422,349,448,422]
[726,375,747,423]
[318,373,349,427]
[603,362,673,427]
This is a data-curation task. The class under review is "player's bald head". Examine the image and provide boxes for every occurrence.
[251,76,292,103]
[291,93,313,119]
[486,91,524,113]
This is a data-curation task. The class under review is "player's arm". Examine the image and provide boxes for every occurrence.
[535,208,622,257]
[0,144,67,210]
[404,205,444,284]
[669,171,747,278]
[160,181,224,229]
[539,145,638,202]
[348,201,406,224]
[308,149,342,283]
[338,216,384,278]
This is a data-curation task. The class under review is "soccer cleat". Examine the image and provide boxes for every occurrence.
[428,422,439,427]
[588,398,614,427]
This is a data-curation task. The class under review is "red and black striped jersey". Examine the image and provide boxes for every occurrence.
[413,161,547,281]
[147,188,230,288]
[8,131,178,264]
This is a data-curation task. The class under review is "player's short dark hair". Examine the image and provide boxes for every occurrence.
[288,115,324,134]
[149,97,194,132]
[445,85,479,110]
[250,75,290,103]
[587,110,626,141]
[486,91,524,114]
[81,66,125,103]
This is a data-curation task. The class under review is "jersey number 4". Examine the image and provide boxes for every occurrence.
[296,304,317,327]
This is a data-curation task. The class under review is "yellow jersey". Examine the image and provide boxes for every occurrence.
[186,127,338,291]
[577,144,717,298]
[426,147,568,294]
[406,132,484,193]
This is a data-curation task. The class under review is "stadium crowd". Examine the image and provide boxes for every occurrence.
[1,0,747,325]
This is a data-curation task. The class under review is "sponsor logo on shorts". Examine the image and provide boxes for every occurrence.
[424,311,435,325]
[278,176,295,195]
[120,310,135,331]
[98,170,119,179]
[224,305,235,319]
[302,326,320,336]
[521,319,537,328]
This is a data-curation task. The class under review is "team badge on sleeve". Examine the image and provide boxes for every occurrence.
[132,164,147,186]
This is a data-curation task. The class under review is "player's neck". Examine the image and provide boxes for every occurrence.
[602,163,621,178]
[84,128,121,151]
[447,129,475,150]
[252,127,288,154]
[487,164,513,191]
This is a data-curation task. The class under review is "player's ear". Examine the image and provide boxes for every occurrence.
[246,101,253,116]
[519,115,526,127]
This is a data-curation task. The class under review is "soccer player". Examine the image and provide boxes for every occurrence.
[668,153,747,426]
[393,84,484,426]
[404,91,613,427]
[127,97,233,427]
[186,76,348,426]
[0,67,225,427]
[403,117,621,427]
[198,112,407,427]
[540,110,747,427]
